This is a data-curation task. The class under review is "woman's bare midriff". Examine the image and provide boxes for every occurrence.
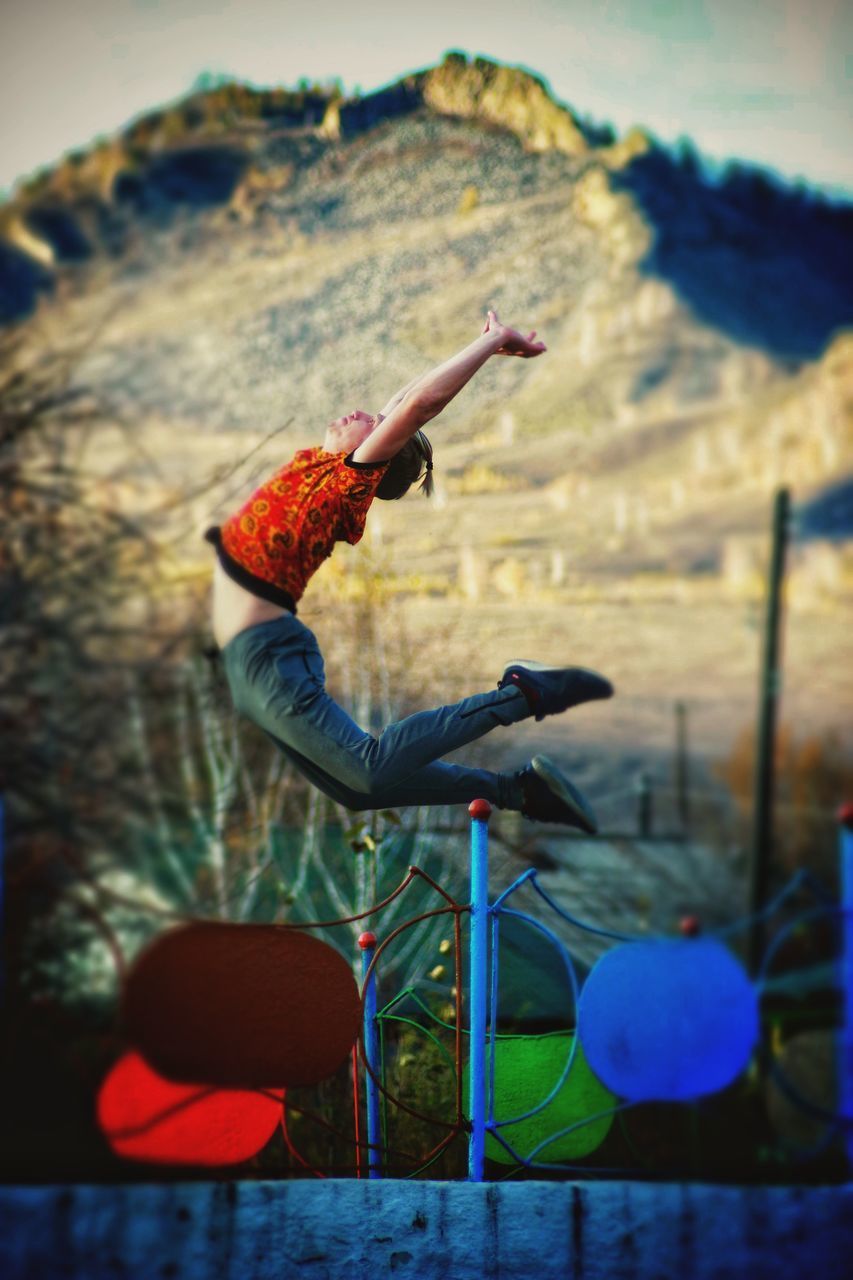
[211,557,289,650]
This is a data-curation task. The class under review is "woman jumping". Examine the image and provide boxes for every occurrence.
[205,310,613,830]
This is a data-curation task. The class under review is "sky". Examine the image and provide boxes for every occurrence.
[1,0,851,199]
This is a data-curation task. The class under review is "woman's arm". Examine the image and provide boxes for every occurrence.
[377,370,429,418]
[416,312,546,412]
[352,311,545,464]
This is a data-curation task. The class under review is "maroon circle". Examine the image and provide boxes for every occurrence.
[122,924,360,1088]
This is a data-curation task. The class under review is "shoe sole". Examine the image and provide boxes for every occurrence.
[503,659,614,697]
[531,755,599,835]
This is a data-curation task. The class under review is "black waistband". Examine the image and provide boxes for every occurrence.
[204,527,297,614]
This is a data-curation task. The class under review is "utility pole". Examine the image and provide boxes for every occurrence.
[748,488,791,977]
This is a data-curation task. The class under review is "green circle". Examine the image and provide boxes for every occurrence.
[464,1032,616,1164]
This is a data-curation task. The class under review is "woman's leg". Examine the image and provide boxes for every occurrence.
[257,728,524,811]
[222,615,529,806]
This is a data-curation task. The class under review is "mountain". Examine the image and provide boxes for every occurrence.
[2,50,851,767]
[2,53,851,349]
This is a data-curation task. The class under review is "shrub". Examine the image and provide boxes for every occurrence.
[718,723,852,887]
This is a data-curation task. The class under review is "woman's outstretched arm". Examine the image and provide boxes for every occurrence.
[377,370,429,418]
[353,310,545,463]
[415,310,545,414]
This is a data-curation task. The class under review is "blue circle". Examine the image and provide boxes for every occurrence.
[577,938,759,1102]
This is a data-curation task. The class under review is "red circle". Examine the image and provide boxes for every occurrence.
[97,1051,283,1166]
[358,931,377,949]
[679,915,702,937]
[468,798,492,821]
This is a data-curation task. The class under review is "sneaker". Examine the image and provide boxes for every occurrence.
[498,659,614,722]
[517,755,598,833]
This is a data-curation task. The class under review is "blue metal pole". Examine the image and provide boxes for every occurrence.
[358,931,382,1179]
[839,804,853,1170]
[468,798,491,1181]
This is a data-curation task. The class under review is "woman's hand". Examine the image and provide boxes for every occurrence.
[482,309,547,358]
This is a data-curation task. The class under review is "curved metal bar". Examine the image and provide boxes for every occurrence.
[361,903,463,991]
[351,1044,362,1179]
[280,1104,326,1179]
[487,911,500,1131]
[402,1129,463,1180]
[378,1013,459,1080]
[755,905,845,989]
[487,1097,641,1172]
[758,1049,840,1141]
[764,1044,847,1128]
[525,1099,631,1164]
[105,1085,224,1140]
[480,1123,642,1179]
[357,1005,464,1134]
[517,864,830,952]
[377,984,423,1019]
[526,875,654,943]
[484,906,581,1130]
[490,867,538,912]
[377,988,467,1036]
[485,1122,531,1167]
[288,862,464,932]
[713,869,823,939]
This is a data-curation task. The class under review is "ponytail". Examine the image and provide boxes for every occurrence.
[375,429,436,501]
[415,430,435,498]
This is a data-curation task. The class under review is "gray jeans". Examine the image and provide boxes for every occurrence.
[220,613,528,811]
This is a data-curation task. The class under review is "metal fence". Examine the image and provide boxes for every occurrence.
[269,801,853,1182]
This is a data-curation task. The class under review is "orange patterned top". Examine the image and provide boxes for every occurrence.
[205,447,390,612]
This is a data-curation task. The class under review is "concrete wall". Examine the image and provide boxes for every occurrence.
[1,1180,851,1279]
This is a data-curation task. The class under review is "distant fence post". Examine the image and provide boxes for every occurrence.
[636,771,653,838]
[358,931,381,1179]
[839,804,853,1171]
[467,799,491,1181]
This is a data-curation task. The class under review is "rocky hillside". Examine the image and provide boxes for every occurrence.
[3,51,852,762]
[2,52,851,344]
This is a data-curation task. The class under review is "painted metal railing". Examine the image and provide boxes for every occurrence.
[466,799,491,1180]
[349,799,853,1181]
[66,782,852,1180]
[358,930,382,1178]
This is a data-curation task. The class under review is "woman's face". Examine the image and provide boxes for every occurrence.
[323,409,383,455]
